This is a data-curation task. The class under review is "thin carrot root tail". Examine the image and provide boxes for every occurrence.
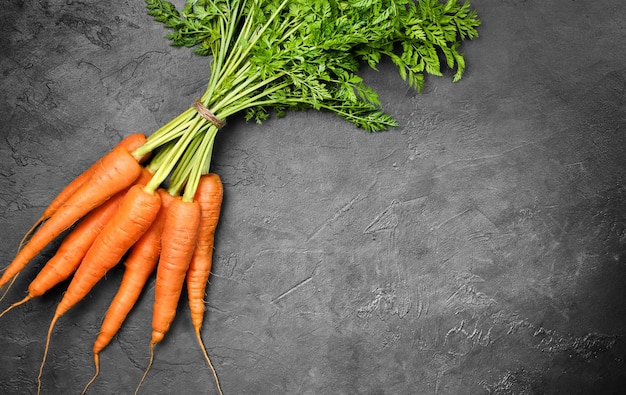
[0,274,18,304]
[17,217,45,253]
[135,342,156,395]
[38,313,59,395]
[0,295,32,319]
[194,328,223,395]
[81,353,100,395]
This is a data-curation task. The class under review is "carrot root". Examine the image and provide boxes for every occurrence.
[54,184,161,319]
[3,140,229,394]
[81,353,100,395]
[151,197,200,344]
[17,218,44,253]
[186,173,224,394]
[38,313,60,395]
[194,328,223,395]
[14,133,148,258]
[0,274,18,304]
[135,342,156,395]
[92,189,171,356]
[0,295,32,319]
[26,188,125,300]
[0,145,143,292]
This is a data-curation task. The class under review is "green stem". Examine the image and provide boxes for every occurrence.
[201,62,253,110]
[182,125,218,202]
[216,79,291,118]
[138,0,309,198]
[145,141,176,174]
[210,0,289,99]
[133,108,196,159]
[205,5,239,101]
[211,1,256,88]
[168,132,205,196]
[144,114,206,193]
[213,72,289,116]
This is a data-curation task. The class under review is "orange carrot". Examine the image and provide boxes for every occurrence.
[39,133,148,220]
[187,173,223,330]
[93,189,173,353]
[0,169,154,319]
[31,195,123,297]
[136,195,200,394]
[186,174,224,394]
[0,145,144,293]
[16,133,147,252]
[38,184,161,394]
[152,196,200,343]
[0,194,122,319]
[55,184,161,319]
[81,189,174,394]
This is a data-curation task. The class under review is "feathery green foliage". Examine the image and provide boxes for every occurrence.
[138,0,480,199]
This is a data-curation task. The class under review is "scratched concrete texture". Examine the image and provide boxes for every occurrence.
[1,0,626,394]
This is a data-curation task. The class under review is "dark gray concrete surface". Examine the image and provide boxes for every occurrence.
[1,0,626,394]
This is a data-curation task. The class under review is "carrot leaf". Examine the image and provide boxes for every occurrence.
[139,0,481,198]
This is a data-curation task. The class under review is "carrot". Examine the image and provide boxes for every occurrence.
[0,169,154,319]
[152,196,200,342]
[38,133,148,220]
[0,145,144,293]
[16,133,147,253]
[187,174,223,329]
[0,194,122,319]
[0,134,148,305]
[135,195,200,395]
[186,173,223,395]
[38,184,161,395]
[81,189,174,395]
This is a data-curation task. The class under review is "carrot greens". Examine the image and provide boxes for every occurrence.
[139,0,480,200]
[1,1,480,392]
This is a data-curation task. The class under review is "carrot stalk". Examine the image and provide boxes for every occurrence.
[136,195,200,394]
[38,184,161,393]
[82,189,173,394]
[186,173,224,395]
[0,146,144,292]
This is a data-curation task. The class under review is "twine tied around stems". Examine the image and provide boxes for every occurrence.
[193,99,226,129]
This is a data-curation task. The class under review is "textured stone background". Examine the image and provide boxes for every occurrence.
[1,0,626,394]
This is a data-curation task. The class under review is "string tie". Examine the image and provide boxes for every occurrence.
[193,99,225,129]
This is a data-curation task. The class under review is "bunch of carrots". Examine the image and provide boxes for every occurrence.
[1,0,480,392]
[0,133,224,394]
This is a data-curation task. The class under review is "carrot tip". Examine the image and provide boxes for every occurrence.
[38,314,59,395]
[0,294,32,319]
[17,216,46,254]
[135,343,155,395]
[81,353,100,395]
[195,328,223,395]
[151,330,164,345]
[0,274,19,304]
